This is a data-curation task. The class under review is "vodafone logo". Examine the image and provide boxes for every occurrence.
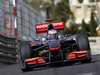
[36,24,48,29]
[53,22,64,29]
[53,22,63,26]
[35,22,64,33]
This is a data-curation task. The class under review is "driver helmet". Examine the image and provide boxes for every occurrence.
[48,24,57,35]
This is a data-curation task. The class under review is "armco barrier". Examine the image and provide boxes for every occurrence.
[0,34,17,64]
[89,37,100,55]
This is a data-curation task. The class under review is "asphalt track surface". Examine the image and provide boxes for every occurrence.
[0,55,100,75]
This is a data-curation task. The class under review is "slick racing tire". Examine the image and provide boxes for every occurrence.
[18,41,32,72]
[76,33,92,62]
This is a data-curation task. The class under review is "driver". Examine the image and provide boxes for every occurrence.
[47,24,62,61]
[47,24,60,50]
[47,24,57,39]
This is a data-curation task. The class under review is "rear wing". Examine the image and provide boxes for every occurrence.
[35,22,64,34]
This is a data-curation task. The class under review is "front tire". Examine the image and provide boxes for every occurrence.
[76,33,92,62]
[18,41,32,72]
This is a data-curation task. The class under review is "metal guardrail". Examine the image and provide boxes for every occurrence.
[0,34,17,64]
[0,53,16,64]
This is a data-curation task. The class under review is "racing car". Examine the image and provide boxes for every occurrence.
[18,21,91,72]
